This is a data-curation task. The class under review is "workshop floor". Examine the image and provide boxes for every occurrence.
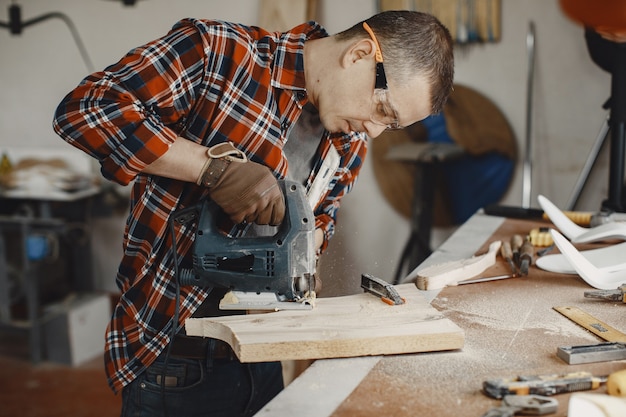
[0,329,121,417]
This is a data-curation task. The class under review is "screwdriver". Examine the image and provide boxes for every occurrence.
[500,240,517,276]
[519,237,534,276]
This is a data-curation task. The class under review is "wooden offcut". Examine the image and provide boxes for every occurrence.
[185,283,464,363]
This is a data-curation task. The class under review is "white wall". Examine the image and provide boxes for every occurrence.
[0,0,612,294]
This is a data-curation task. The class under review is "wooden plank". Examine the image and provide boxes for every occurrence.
[413,240,501,290]
[185,283,464,363]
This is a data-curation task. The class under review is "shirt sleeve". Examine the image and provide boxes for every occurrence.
[52,21,208,185]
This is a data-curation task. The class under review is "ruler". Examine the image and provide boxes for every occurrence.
[553,306,626,343]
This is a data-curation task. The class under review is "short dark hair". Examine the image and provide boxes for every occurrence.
[336,10,454,114]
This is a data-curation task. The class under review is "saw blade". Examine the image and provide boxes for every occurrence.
[219,290,314,311]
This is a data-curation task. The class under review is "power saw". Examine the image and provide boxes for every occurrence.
[179,180,317,311]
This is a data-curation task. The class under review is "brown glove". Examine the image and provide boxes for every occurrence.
[197,142,285,226]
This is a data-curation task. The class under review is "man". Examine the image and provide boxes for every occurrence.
[53,10,453,417]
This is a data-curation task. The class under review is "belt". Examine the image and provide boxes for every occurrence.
[170,335,236,361]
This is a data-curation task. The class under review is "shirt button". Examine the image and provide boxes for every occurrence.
[281,120,290,130]
[296,91,306,100]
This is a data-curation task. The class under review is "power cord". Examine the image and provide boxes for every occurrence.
[0,2,94,72]
[160,203,201,417]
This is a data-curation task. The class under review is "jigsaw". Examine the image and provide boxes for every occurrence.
[179,180,317,311]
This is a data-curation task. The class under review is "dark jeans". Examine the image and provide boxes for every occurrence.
[120,354,283,417]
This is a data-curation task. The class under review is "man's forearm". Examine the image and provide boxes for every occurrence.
[142,136,208,183]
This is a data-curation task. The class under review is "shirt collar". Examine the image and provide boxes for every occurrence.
[271,21,328,95]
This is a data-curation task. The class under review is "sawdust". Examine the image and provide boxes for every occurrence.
[344,275,626,416]
[331,217,626,417]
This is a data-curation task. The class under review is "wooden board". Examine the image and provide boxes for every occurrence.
[185,283,464,363]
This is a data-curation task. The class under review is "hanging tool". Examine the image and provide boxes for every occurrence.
[501,241,518,276]
[481,395,558,417]
[519,238,534,276]
[557,342,626,365]
[553,306,626,343]
[179,180,317,311]
[483,371,607,399]
[361,274,405,306]
[584,284,626,303]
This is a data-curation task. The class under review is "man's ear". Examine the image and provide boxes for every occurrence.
[342,38,376,67]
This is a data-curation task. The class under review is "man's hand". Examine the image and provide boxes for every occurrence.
[205,143,285,226]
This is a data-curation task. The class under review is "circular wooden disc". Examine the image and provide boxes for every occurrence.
[371,84,516,226]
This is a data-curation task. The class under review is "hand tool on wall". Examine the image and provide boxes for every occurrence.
[584,284,626,303]
[179,180,317,311]
[481,395,558,417]
[483,371,607,399]
[361,274,405,306]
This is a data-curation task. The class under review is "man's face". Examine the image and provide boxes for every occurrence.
[315,47,433,138]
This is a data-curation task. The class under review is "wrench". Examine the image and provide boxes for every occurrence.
[482,394,558,417]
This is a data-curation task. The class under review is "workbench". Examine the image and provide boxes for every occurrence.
[0,185,101,363]
[257,212,626,417]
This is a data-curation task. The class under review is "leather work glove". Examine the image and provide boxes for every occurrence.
[313,267,322,294]
[197,142,285,226]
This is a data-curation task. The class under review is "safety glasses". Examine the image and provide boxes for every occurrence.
[363,22,401,130]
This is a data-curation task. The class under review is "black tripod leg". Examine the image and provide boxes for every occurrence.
[567,113,610,210]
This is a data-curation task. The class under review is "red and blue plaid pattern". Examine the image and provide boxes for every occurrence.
[53,18,367,392]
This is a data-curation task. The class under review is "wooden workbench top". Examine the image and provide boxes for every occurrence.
[259,215,626,417]
[332,218,625,417]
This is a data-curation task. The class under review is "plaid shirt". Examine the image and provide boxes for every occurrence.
[53,18,367,393]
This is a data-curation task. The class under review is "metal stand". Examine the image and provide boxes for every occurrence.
[566,111,610,210]
[390,143,464,285]
[567,30,626,213]
[605,42,626,213]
